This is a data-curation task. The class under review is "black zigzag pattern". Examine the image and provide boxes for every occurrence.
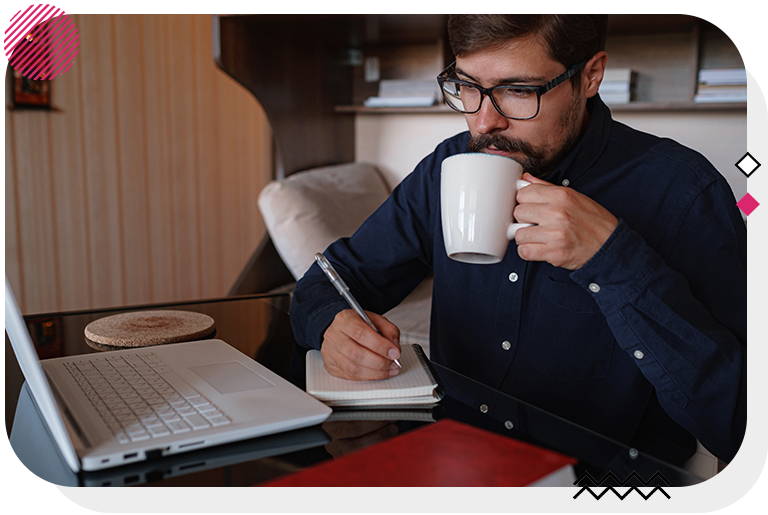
[573,471,671,500]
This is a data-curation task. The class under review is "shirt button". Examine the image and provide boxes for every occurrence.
[634,350,644,360]
[479,404,489,413]
[589,283,600,293]
[501,341,511,351]
[504,420,514,430]
[562,179,570,187]
[508,272,519,282]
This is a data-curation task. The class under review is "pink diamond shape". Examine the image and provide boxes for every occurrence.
[737,193,759,216]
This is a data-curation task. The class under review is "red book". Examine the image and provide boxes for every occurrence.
[261,419,576,487]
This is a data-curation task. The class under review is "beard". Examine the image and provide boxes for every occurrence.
[467,94,585,178]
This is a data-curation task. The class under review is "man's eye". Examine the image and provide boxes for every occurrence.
[501,87,535,98]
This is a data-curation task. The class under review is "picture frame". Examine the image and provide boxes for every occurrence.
[11,68,51,109]
[8,24,51,109]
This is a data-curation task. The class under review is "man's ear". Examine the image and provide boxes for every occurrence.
[582,51,608,99]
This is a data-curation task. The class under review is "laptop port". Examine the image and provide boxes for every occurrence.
[145,448,168,460]
[123,452,138,459]
[178,441,204,449]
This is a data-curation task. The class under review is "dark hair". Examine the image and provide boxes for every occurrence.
[447,15,608,90]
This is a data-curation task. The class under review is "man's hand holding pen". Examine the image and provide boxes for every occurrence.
[321,309,402,381]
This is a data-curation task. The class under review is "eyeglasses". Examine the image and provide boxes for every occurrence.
[436,60,586,120]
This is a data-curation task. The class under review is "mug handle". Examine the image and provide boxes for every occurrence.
[507,180,533,240]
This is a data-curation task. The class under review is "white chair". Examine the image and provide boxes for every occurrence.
[258,162,432,356]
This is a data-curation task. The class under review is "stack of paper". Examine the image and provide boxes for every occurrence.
[364,79,439,108]
[363,96,436,107]
[599,68,637,104]
[694,68,747,103]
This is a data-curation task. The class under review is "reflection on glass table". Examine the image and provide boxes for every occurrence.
[7,294,704,487]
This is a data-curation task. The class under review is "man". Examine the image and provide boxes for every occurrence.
[290,15,746,463]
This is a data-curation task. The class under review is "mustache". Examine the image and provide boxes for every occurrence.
[467,133,539,158]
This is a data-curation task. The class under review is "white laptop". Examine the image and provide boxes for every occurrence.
[11,380,331,487]
[5,278,332,472]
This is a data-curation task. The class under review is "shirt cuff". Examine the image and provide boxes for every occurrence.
[304,299,349,350]
[569,218,661,309]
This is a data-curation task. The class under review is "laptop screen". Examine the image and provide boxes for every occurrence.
[5,277,80,472]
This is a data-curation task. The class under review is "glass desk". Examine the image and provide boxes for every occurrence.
[6,294,703,487]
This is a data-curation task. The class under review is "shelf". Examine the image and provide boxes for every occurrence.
[339,16,745,116]
[608,101,747,112]
[334,104,459,114]
[335,101,747,115]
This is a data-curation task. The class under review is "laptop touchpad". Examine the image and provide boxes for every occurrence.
[189,362,275,394]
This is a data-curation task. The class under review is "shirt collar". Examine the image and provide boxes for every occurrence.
[543,94,612,186]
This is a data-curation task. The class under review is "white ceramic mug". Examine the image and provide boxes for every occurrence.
[441,153,532,264]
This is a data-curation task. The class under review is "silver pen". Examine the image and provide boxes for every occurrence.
[314,252,402,368]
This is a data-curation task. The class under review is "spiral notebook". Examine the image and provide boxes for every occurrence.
[306,344,443,407]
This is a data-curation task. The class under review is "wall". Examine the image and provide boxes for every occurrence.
[5,14,273,315]
[355,112,468,191]
[615,110,747,202]
[355,109,747,202]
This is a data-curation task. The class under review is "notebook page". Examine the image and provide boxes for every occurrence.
[306,344,437,402]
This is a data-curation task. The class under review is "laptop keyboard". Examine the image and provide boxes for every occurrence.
[63,353,231,444]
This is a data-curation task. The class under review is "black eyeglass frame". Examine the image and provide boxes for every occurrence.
[436,59,587,120]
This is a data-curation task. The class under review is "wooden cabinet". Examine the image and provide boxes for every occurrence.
[332,14,746,114]
[603,15,745,111]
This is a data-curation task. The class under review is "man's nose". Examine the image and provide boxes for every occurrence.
[472,95,509,134]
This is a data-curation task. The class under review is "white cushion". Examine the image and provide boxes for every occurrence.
[258,162,391,280]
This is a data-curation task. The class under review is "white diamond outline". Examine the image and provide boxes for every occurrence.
[736,152,761,177]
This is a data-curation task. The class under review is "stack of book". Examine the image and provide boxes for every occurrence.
[599,68,637,104]
[363,79,439,108]
[694,68,747,103]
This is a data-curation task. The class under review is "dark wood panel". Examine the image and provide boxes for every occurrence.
[213,14,450,177]
[699,23,744,69]
[214,15,357,177]
[608,14,700,35]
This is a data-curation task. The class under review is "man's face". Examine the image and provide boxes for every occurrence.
[456,35,589,177]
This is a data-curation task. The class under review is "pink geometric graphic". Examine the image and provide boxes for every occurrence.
[736,193,759,216]
[4,4,79,80]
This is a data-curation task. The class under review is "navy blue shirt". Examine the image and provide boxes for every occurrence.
[290,96,746,462]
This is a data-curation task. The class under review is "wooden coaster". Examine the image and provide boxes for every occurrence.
[84,310,216,350]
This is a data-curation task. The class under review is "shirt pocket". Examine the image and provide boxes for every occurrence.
[528,277,615,381]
